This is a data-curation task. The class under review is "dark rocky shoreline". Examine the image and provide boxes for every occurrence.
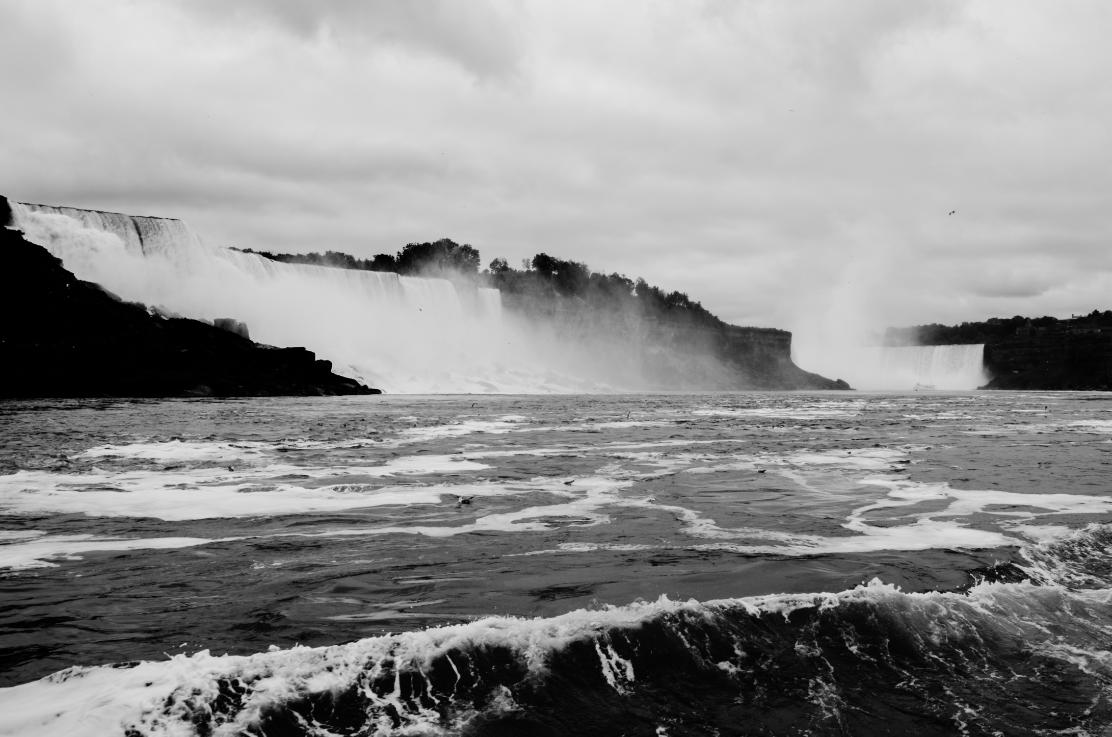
[1,203,378,398]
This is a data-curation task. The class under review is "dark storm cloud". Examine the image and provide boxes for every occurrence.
[2,0,1110,340]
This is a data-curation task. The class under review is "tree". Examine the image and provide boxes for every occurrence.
[395,239,481,275]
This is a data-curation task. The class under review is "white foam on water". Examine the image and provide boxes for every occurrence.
[0,454,490,521]
[593,451,708,478]
[14,432,1103,561]
[691,405,862,420]
[783,448,905,470]
[0,481,463,522]
[1008,524,1077,543]
[570,420,673,430]
[684,447,904,475]
[554,542,656,553]
[273,441,1085,555]
[78,440,270,463]
[489,445,1112,557]
[394,418,525,444]
[0,533,224,571]
[518,523,1014,558]
[463,438,734,463]
[855,477,1112,521]
[377,456,490,475]
[1067,420,1112,433]
[306,476,631,539]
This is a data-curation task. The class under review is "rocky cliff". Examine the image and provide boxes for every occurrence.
[0,206,379,398]
[716,326,846,390]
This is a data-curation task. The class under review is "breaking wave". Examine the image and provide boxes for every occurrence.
[5,524,1112,736]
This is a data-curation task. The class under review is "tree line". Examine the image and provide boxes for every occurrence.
[886,309,1112,345]
[236,238,480,276]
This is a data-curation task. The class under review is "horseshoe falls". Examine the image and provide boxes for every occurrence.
[797,342,989,391]
[864,343,989,390]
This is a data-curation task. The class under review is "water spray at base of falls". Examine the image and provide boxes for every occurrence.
[795,342,988,391]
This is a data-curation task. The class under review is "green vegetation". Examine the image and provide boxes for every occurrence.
[488,253,725,330]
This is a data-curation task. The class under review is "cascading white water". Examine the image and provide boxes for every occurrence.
[820,344,988,390]
[14,203,203,257]
[873,344,988,390]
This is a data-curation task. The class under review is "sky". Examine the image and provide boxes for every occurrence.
[3,0,1111,344]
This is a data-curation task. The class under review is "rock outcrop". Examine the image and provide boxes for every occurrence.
[714,325,850,390]
[0,210,379,398]
[214,318,251,340]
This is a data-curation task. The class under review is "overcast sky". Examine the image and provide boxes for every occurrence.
[3,0,1110,341]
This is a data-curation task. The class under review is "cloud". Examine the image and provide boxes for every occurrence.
[1,0,1110,349]
[173,0,525,80]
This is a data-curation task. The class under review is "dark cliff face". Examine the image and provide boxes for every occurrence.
[983,333,1112,390]
[0,221,379,398]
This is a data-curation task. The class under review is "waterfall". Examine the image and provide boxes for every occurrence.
[826,344,988,391]
[10,202,607,394]
[872,344,988,390]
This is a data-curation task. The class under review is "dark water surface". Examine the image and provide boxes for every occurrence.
[2,392,1112,736]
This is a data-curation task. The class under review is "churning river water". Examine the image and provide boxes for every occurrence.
[2,392,1112,736]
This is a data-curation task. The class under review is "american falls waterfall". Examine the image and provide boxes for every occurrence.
[8,203,616,393]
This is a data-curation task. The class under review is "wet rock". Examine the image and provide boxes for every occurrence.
[213,317,250,340]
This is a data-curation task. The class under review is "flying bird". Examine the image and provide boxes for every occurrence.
[948,210,957,215]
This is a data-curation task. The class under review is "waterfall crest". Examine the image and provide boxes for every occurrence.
[14,203,202,257]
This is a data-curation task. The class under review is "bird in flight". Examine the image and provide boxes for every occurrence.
[948,210,957,215]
